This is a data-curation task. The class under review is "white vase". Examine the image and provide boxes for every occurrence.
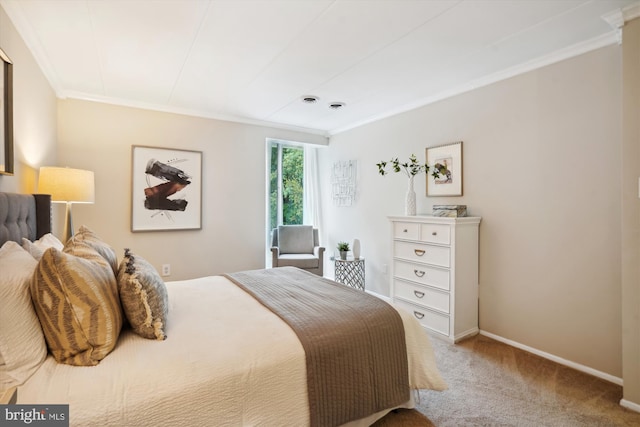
[353,239,361,259]
[405,175,416,216]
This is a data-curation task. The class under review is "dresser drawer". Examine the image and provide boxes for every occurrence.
[420,223,450,245]
[394,280,450,313]
[394,241,450,268]
[393,222,419,240]
[393,260,450,291]
[394,300,450,336]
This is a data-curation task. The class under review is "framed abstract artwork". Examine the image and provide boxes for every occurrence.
[426,141,463,197]
[0,47,13,176]
[131,145,202,232]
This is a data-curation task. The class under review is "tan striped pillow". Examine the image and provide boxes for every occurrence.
[31,247,123,366]
[64,226,118,275]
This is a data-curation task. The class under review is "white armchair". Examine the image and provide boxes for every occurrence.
[271,225,325,276]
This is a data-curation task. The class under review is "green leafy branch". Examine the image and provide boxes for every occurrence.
[376,154,441,179]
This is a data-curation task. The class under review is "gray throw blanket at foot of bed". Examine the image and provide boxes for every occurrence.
[224,267,409,427]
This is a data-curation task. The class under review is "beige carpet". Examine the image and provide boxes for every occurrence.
[374,334,640,426]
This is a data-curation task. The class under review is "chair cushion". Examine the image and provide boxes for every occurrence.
[276,254,320,269]
[278,225,314,254]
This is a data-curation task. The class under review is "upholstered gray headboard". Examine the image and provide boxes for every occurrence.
[0,193,52,246]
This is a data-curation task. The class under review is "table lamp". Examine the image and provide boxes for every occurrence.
[38,166,95,242]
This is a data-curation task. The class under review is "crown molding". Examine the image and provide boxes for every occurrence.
[62,90,330,137]
[622,2,640,22]
[602,2,640,44]
[0,0,65,97]
[329,31,619,136]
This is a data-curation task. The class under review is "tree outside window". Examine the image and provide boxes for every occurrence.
[269,142,304,230]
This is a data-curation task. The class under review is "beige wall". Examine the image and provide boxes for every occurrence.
[319,45,623,379]
[0,5,57,193]
[622,16,640,409]
[57,99,327,280]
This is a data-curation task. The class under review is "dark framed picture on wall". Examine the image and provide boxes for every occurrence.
[426,141,463,196]
[0,47,14,176]
[131,145,203,232]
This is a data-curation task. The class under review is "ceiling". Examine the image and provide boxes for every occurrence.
[1,0,637,136]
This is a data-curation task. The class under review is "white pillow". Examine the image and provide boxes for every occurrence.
[22,233,64,261]
[0,241,47,393]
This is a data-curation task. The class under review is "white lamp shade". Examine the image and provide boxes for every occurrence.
[38,167,95,203]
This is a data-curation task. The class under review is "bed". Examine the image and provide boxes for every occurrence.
[0,192,446,426]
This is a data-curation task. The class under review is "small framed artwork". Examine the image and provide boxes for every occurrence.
[0,47,14,176]
[426,141,463,196]
[131,145,202,232]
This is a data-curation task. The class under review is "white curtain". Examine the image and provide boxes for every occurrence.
[303,145,322,230]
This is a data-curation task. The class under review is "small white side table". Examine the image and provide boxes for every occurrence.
[334,258,365,290]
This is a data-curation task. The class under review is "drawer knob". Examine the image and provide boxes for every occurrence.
[432,231,437,236]
[413,311,425,320]
[414,290,425,298]
[414,249,425,256]
[403,229,408,233]
[414,269,425,278]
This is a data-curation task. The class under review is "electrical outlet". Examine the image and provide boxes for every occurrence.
[161,264,171,277]
[382,264,387,274]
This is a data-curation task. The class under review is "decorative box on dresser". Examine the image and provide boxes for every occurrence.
[389,215,481,343]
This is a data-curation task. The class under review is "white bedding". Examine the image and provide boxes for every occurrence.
[17,275,446,426]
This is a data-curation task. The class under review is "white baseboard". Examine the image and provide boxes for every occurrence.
[455,327,479,343]
[479,330,623,386]
[620,399,640,413]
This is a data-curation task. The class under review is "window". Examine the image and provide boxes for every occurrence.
[268,140,304,230]
[266,139,322,267]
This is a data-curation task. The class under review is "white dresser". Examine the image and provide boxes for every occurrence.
[389,215,481,342]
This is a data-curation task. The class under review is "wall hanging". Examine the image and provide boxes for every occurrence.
[332,160,357,206]
[0,47,13,175]
[131,145,202,232]
[426,141,463,197]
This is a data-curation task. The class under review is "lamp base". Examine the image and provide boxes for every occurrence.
[63,202,74,243]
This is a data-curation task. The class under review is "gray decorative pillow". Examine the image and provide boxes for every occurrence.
[278,225,313,254]
[117,249,168,340]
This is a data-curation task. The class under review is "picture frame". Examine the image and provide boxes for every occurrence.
[426,141,463,196]
[131,145,202,232]
[0,47,14,176]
